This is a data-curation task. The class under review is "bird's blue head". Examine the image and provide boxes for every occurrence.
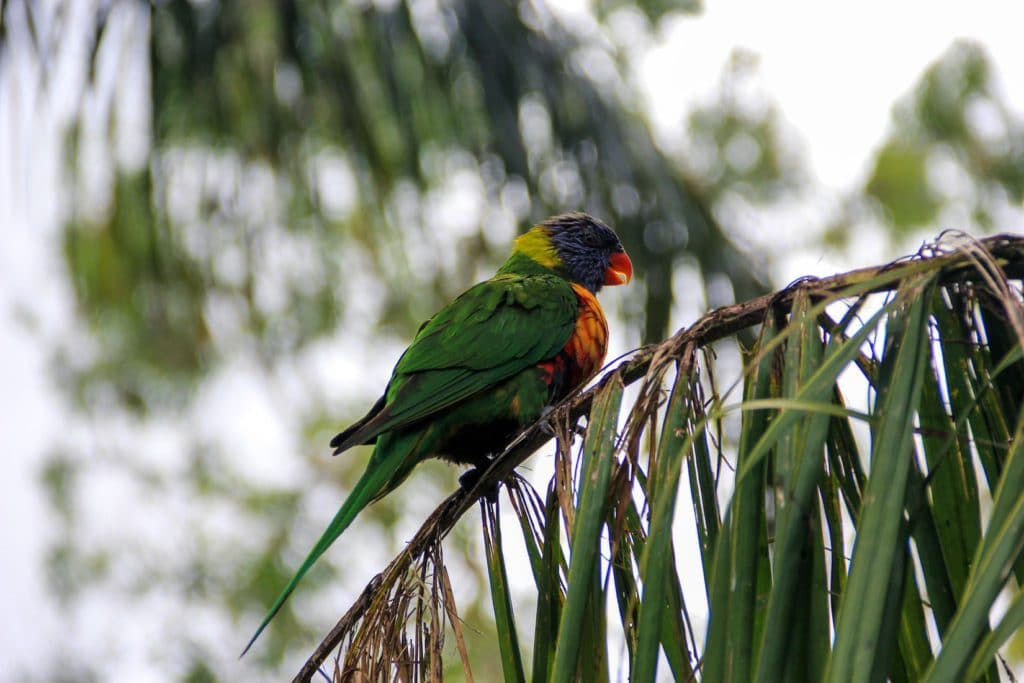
[514,212,632,293]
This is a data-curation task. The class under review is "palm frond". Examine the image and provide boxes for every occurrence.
[295,233,1024,683]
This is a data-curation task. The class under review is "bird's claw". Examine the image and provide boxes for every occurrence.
[538,406,586,440]
[538,405,561,438]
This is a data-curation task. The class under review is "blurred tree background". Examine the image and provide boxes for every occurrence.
[1,0,1022,681]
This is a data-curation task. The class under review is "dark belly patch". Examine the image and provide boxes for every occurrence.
[436,418,522,467]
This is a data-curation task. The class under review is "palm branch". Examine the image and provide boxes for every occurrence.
[295,232,1024,683]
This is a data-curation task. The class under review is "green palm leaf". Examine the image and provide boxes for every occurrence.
[286,234,1024,683]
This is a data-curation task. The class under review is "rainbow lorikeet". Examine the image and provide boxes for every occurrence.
[244,213,632,654]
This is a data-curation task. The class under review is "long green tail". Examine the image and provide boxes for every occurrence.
[240,463,392,657]
[242,423,434,656]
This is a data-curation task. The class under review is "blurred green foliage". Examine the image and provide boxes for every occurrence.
[863,41,1024,237]
[7,0,1019,680]
[866,141,940,229]
[686,50,803,202]
[63,171,212,411]
[73,0,777,402]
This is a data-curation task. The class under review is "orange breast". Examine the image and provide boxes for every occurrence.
[536,284,610,401]
[563,283,610,388]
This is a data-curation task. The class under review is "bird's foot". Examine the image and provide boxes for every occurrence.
[538,406,559,437]
[459,464,501,503]
[538,406,587,440]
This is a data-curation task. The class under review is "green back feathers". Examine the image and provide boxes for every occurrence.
[373,274,578,440]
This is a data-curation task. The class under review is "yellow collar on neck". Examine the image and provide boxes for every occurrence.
[513,228,561,269]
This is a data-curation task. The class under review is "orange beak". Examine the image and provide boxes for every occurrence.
[604,251,633,286]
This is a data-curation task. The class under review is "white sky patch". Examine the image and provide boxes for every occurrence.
[425,167,486,240]
[639,0,1024,191]
[192,358,305,488]
[0,2,99,660]
[312,150,359,221]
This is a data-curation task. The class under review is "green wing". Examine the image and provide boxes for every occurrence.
[246,273,579,655]
[331,273,578,453]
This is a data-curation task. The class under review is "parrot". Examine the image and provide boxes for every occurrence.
[243,212,632,655]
